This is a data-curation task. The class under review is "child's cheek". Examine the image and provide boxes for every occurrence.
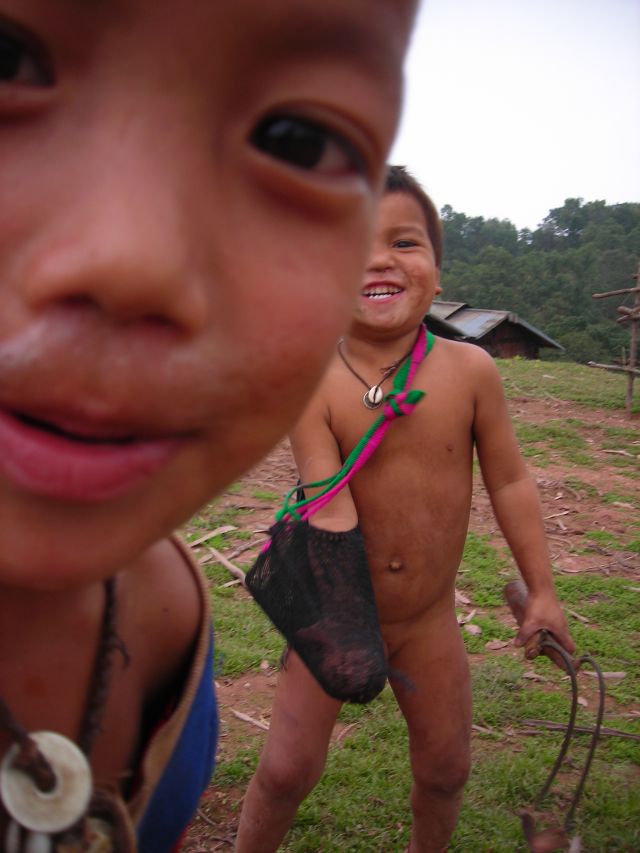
[180,222,369,493]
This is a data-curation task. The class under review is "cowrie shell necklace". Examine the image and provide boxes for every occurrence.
[337,338,415,409]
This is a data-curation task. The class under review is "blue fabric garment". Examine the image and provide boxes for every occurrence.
[136,631,218,853]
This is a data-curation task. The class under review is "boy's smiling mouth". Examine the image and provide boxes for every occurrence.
[362,282,403,301]
[0,406,184,503]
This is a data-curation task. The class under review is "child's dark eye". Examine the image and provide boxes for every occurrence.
[0,30,51,86]
[394,240,417,249]
[250,115,365,176]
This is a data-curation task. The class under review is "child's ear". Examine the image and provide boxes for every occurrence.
[434,270,442,296]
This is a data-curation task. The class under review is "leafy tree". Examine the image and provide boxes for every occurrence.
[438,199,640,363]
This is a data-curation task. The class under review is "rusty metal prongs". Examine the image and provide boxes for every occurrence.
[533,636,606,835]
[533,634,579,806]
[564,653,605,833]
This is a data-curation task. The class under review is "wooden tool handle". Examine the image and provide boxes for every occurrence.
[504,580,528,627]
[504,580,549,662]
[503,580,570,671]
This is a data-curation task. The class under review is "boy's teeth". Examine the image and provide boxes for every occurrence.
[365,289,400,299]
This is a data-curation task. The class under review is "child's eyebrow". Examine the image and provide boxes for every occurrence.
[54,0,100,6]
[388,225,426,237]
[40,0,102,15]
[263,10,399,83]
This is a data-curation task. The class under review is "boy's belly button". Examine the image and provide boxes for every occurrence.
[388,559,404,572]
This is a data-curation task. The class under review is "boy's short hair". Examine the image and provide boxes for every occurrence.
[384,165,443,268]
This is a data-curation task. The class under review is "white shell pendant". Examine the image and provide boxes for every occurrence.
[5,821,52,853]
[24,830,53,853]
[0,732,92,834]
[363,385,384,409]
[5,820,23,853]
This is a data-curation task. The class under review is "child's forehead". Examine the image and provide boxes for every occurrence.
[206,1,414,79]
[34,0,418,116]
[54,0,416,53]
[379,192,427,229]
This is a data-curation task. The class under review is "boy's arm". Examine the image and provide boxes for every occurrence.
[289,388,358,533]
[470,349,575,655]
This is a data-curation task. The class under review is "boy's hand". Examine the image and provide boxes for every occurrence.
[514,589,575,658]
[515,593,576,654]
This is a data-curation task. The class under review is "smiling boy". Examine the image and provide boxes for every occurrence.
[0,3,419,850]
[236,166,574,853]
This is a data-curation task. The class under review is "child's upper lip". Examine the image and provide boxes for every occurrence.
[0,399,185,443]
[0,313,201,439]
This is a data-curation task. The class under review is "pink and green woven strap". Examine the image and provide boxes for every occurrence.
[277,325,434,524]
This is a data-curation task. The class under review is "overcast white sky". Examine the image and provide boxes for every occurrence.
[390,0,640,231]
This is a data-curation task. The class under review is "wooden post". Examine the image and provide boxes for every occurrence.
[627,272,640,413]
[590,264,640,417]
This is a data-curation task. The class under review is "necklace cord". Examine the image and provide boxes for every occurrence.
[79,577,128,756]
[0,702,56,792]
[336,337,416,394]
[0,577,125,795]
[272,325,434,526]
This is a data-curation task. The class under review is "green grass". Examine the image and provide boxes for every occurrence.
[514,420,593,467]
[602,490,639,508]
[583,529,621,547]
[513,418,640,472]
[497,358,639,412]
[457,532,511,607]
[566,478,599,498]
[251,489,281,502]
[577,528,638,565]
[207,563,284,674]
[185,502,252,541]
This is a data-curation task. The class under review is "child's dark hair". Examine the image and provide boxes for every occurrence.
[384,165,443,268]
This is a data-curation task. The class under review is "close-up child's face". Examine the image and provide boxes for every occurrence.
[0,0,418,588]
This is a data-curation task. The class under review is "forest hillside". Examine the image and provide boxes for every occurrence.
[439,198,640,363]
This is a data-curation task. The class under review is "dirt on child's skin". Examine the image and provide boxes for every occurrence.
[181,395,638,851]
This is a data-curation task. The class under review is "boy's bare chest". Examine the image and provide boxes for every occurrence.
[332,374,475,471]
[330,374,475,558]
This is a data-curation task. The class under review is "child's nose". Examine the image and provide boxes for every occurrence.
[21,162,208,334]
[367,243,395,272]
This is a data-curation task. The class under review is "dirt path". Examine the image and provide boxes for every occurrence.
[182,395,639,851]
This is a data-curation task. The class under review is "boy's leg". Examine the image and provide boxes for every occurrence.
[388,608,472,853]
[235,649,342,853]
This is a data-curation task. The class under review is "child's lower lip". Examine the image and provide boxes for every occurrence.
[0,409,182,502]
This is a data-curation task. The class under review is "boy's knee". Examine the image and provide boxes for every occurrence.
[255,748,325,803]
[412,747,470,798]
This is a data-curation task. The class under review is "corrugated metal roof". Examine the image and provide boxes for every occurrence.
[424,314,461,339]
[427,301,563,350]
[446,308,507,338]
[428,301,468,321]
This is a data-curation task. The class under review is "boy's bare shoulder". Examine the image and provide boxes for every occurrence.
[299,353,349,419]
[431,336,496,370]
[117,537,203,692]
[428,337,502,387]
